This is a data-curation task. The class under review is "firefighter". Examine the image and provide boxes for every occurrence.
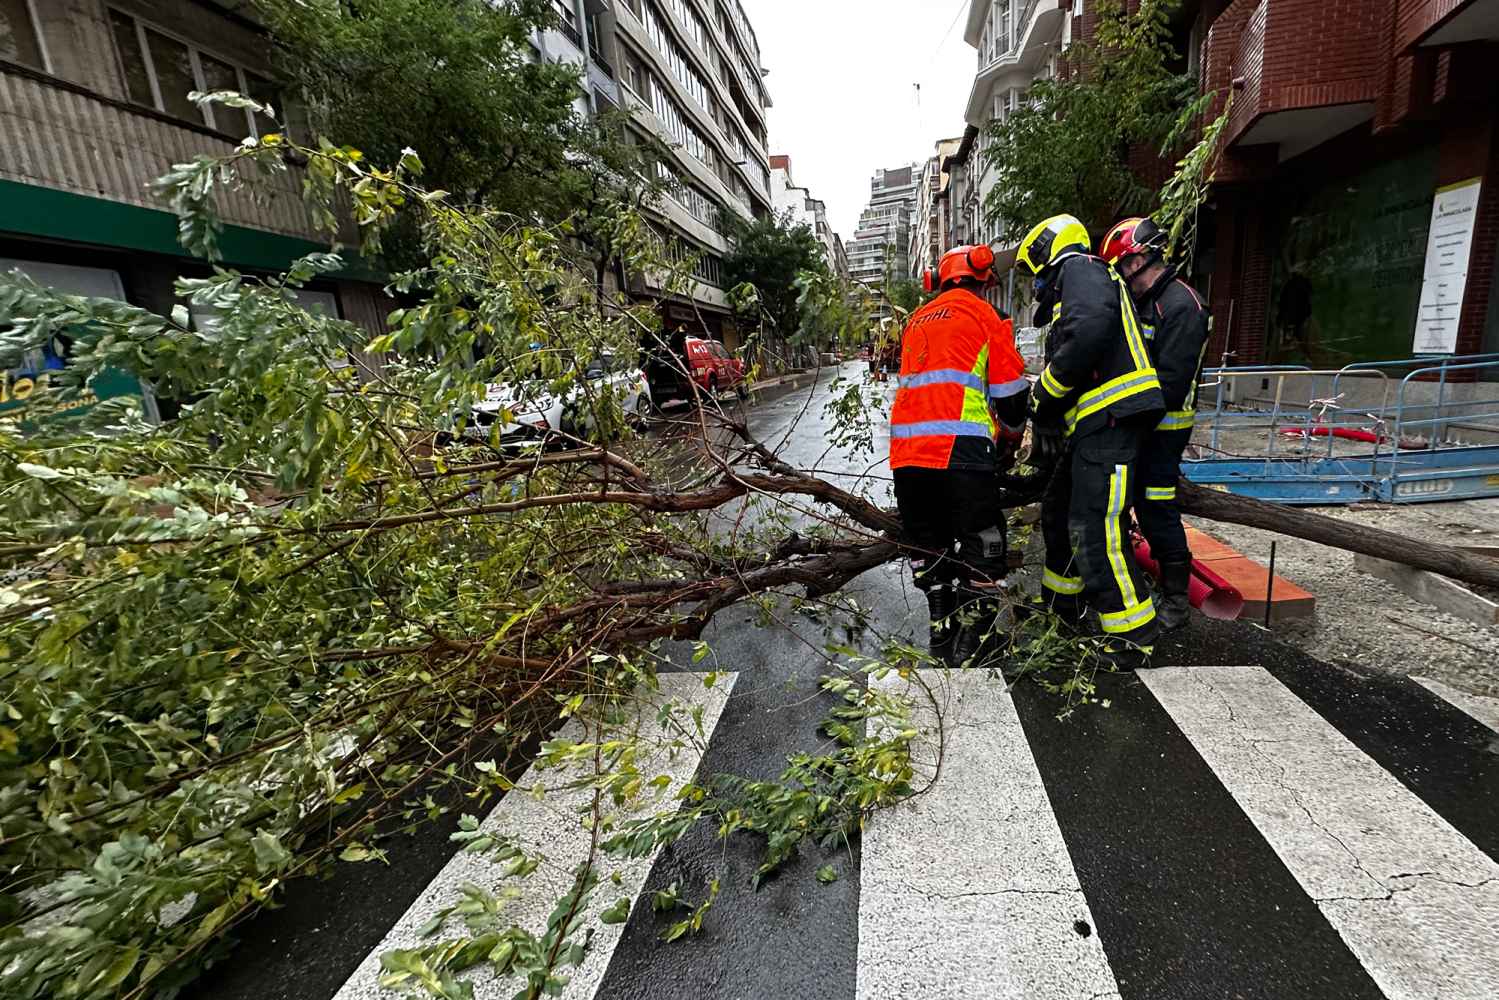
[1018,214,1166,666]
[890,244,1029,664]
[1099,217,1211,632]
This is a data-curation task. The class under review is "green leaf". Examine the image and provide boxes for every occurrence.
[251,830,292,872]
[599,897,631,924]
[815,865,839,885]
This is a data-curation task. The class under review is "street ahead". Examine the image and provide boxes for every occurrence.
[192,366,1499,1000]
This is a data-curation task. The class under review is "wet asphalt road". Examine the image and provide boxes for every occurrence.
[189,365,1499,1000]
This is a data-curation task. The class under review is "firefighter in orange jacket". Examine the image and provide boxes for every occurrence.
[890,245,1029,663]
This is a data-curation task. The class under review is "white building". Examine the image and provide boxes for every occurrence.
[846,165,919,320]
[769,155,849,280]
[908,137,965,281]
[535,0,774,349]
[962,0,1073,250]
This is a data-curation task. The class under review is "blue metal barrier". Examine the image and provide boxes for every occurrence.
[1184,355,1499,505]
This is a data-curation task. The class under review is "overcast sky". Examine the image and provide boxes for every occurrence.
[746,0,977,240]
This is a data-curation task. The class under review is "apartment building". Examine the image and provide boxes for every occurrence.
[1199,0,1499,367]
[962,0,1074,254]
[0,0,391,418]
[603,0,774,349]
[847,165,919,319]
[769,154,850,281]
[909,137,966,281]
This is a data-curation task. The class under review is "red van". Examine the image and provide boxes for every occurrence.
[684,337,747,396]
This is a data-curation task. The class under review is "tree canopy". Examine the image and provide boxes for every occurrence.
[722,211,831,357]
[981,0,1199,243]
[253,0,606,221]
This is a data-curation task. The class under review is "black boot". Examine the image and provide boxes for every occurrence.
[1095,638,1155,671]
[926,586,957,661]
[1036,593,1089,633]
[951,589,1002,667]
[1157,560,1193,633]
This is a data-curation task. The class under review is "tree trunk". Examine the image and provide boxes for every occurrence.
[1177,480,1499,591]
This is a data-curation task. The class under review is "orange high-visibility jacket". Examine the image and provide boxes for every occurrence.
[890,287,1028,471]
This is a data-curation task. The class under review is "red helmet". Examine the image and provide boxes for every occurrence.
[1099,217,1167,265]
[923,244,997,292]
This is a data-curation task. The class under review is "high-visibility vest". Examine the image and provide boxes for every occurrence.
[890,288,1028,471]
[1034,258,1164,439]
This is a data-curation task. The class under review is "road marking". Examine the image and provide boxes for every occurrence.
[1141,666,1499,1000]
[858,669,1120,1000]
[1412,675,1499,734]
[331,672,736,1000]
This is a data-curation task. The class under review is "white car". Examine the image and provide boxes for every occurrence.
[472,355,653,447]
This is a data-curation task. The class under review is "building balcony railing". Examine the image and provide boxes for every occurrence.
[977,0,1042,72]
[0,62,351,246]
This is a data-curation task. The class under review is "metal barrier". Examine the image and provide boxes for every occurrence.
[1185,355,1499,505]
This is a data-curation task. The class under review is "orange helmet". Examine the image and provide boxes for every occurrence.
[923,244,997,292]
[1099,217,1167,265]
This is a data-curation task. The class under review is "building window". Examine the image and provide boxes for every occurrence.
[0,0,44,71]
[107,9,281,136]
[551,0,583,46]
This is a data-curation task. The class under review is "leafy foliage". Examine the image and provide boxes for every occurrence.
[981,0,1199,241]
[723,211,834,364]
[1155,95,1233,267]
[253,0,581,214]
[0,110,922,999]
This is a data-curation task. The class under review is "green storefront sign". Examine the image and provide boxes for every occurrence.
[1266,147,1438,365]
[0,359,144,420]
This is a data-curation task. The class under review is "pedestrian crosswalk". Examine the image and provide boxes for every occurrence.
[1141,667,1499,1000]
[315,665,1499,1000]
[859,670,1117,1000]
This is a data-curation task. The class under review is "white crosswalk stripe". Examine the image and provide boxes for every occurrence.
[1141,666,1499,1000]
[319,663,1499,1000]
[858,669,1119,1000]
[332,672,736,1000]
[1413,675,1499,734]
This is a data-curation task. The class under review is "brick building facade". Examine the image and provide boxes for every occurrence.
[1198,0,1499,367]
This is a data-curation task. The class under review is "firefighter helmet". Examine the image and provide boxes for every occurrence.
[1016,214,1090,275]
[1099,217,1167,265]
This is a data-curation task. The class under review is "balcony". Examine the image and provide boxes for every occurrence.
[964,0,1064,125]
[0,63,351,248]
[1206,0,1378,163]
[1398,0,1499,51]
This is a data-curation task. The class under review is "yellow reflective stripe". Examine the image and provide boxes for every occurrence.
[1113,270,1152,372]
[955,342,997,434]
[960,386,998,432]
[1064,367,1161,432]
[971,343,990,380]
[1100,597,1157,634]
[1052,302,1062,322]
[1040,365,1071,399]
[1104,463,1139,608]
[1145,486,1177,501]
[1043,568,1084,595]
[1157,409,1195,431]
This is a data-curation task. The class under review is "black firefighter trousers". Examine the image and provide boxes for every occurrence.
[1040,419,1160,646]
[1136,426,1193,565]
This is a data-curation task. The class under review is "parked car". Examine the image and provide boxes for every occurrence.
[472,354,652,447]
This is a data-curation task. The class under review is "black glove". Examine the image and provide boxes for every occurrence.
[1029,419,1066,469]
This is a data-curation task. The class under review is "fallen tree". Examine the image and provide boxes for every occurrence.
[1178,480,1499,592]
[4,114,1497,1000]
